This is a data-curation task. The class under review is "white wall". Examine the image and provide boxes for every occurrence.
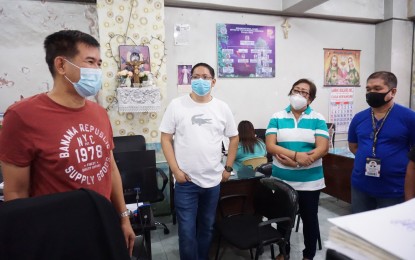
[0,0,98,112]
[390,20,414,106]
[165,7,376,131]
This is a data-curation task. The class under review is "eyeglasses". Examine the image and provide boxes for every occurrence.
[292,89,310,97]
[191,75,213,80]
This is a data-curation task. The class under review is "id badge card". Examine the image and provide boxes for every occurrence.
[365,157,381,177]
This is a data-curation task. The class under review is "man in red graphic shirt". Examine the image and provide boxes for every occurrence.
[0,30,135,255]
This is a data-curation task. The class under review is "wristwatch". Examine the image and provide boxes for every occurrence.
[120,209,130,218]
[224,165,233,172]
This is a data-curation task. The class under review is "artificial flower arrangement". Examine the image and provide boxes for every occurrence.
[138,71,151,83]
[117,69,133,86]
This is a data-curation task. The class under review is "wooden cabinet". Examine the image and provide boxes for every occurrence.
[322,151,354,203]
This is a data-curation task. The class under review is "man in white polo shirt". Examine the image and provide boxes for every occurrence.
[160,62,238,260]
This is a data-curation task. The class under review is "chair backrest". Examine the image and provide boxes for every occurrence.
[254,128,266,142]
[254,178,299,228]
[242,157,268,170]
[114,150,163,203]
[0,189,130,260]
[113,135,146,153]
[254,129,273,162]
[256,162,272,177]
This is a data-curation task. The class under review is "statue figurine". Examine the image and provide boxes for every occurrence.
[281,19,291,39]
[126,60,145,83]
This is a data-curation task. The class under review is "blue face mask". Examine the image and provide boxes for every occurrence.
[64,59,102,97]
[191,78,211,96]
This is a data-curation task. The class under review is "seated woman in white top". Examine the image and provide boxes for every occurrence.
[233,120,267,171]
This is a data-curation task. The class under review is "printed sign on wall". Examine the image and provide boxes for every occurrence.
[217,23,275,78]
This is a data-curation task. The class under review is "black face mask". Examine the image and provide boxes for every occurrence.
[366,89,393,108]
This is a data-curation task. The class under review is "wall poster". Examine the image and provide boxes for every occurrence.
[217,23,275,78]
[329,87,354,133]
[177,64,192,93]
[324,49,361,86]
[174,24,191,46]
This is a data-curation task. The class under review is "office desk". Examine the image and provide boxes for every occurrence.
[322,148,354,204]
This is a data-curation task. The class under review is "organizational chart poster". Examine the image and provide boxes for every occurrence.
[217,23,275,78]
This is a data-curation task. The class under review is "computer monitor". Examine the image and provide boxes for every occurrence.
[113,150,158,203]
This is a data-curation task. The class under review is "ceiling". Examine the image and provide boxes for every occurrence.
[57,0,412,24]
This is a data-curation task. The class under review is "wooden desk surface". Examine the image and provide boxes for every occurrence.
[322,152,353,203]
[220,151,353,209]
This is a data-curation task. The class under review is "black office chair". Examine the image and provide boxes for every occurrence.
[0,189,130,260]
[214,177,298,260]
[113,135,146,153]
[254,128,273,162]
[256,163,318,251]
[114,149,169,235]
[254,128,266,143]
[256,162,272,177]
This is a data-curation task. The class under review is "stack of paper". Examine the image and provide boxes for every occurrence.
[326,199,415,260]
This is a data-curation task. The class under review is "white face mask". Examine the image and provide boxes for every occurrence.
[64,59,102,97]
[289,94,308,110]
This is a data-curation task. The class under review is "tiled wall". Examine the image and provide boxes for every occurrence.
[96,0,167,144]
[96,0,169,214]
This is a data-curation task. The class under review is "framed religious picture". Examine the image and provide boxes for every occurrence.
[324,49,361,87]
[119,45,151,72]
[119,45,151,85]
[177,65,192,93]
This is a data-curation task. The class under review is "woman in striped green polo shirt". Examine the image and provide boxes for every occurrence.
[265,78,329,260]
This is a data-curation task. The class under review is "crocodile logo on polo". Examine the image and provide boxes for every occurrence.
[191,114,212,126]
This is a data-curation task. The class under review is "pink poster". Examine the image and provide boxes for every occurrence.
[177,65,192,93]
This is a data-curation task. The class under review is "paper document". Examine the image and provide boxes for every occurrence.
[126,202,144,212]
[327,199,415,260]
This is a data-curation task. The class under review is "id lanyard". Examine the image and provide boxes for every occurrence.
[370,105,393,157]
